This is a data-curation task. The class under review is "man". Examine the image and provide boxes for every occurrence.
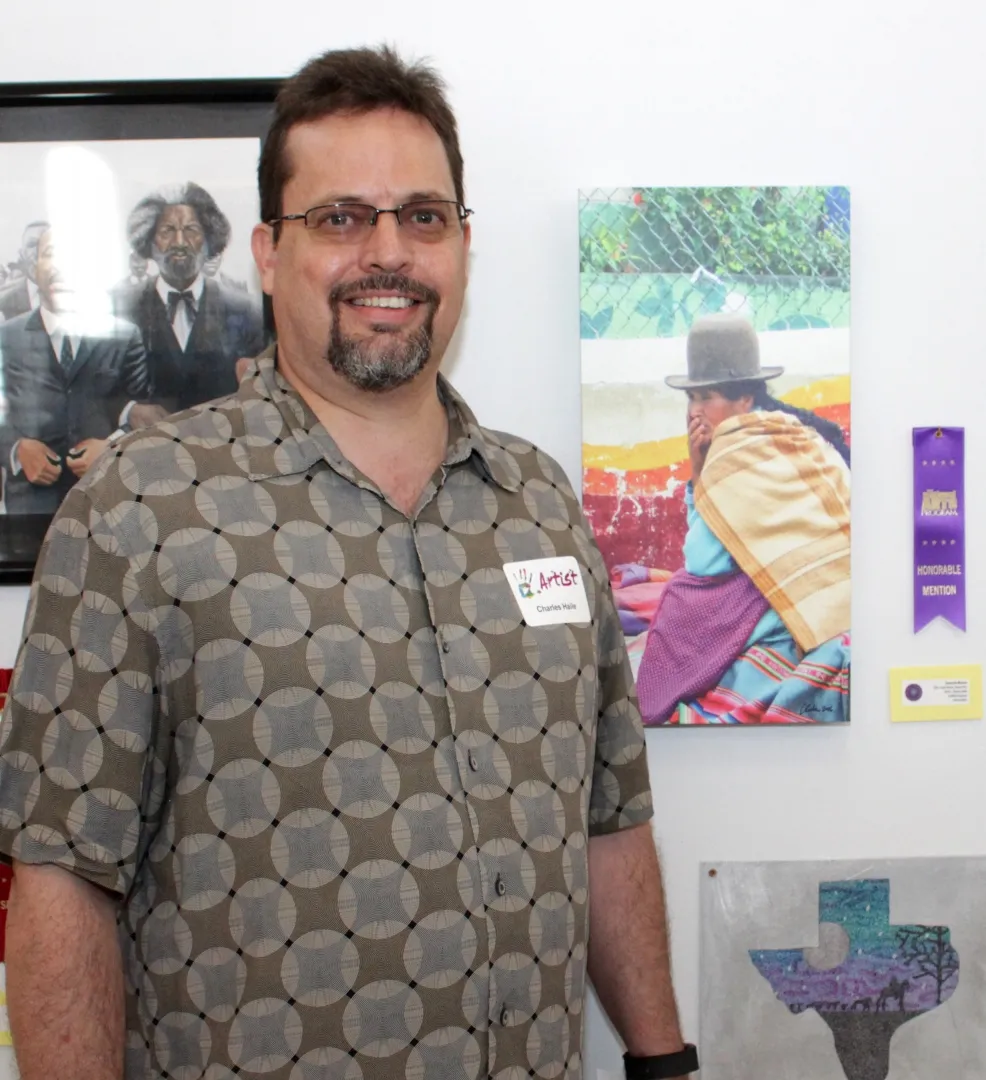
[0,221,47,323]
[115,181,267,412]
[0,47,696,1080]
[0,225,151,514]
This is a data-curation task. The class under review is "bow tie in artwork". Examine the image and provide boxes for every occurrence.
[166,289,197,324]
[750,879,959,1080]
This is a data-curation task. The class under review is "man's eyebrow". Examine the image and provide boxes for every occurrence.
[403,190,456,203]
[304,191,457,206]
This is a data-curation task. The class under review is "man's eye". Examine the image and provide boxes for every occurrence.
[409,208,447,228]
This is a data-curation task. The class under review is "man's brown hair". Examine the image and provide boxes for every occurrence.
[259,45,465,235]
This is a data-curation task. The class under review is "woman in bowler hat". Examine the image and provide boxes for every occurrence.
[634,313,851,726]
[667,313,850,482]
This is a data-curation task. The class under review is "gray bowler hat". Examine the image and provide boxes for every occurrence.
[665,314,783,390]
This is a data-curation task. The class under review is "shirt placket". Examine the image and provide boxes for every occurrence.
[411,478,515,1078]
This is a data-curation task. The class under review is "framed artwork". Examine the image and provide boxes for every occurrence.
[701,858,978,1080]
[0,78,280,582]
[580,186,851,726]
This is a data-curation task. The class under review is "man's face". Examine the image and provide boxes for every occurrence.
[20,224,47,284]
[253,108,470,394]
[152,203,208,288]
[34,230,71,313]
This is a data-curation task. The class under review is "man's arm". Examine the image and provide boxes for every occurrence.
[587,823,689,1069]
[6,862,124,1080]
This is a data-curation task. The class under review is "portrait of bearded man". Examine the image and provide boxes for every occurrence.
[114,181,268,417]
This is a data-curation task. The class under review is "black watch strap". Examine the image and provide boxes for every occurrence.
[624,1043,699,1079]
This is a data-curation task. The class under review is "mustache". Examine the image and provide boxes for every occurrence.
[330,274,440,306]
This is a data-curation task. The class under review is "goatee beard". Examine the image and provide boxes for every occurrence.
[326,274,438,392]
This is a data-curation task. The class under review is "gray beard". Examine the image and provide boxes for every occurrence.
[326,306,435,392]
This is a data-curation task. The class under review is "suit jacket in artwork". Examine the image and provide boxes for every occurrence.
[0,279,31,323]
[0,310,150,514]
[116,277,267,414]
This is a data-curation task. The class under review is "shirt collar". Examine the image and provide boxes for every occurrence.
[38,305,76,341]
[156,273,205,306]
[38,305,62,336]
[438,377,522,492]
[240,348,521,493]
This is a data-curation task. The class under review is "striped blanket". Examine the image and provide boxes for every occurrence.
[694,411,851,652]
[667,632,850,725]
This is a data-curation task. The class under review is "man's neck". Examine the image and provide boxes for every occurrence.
[277,347,449,517]
[158,273,203,297]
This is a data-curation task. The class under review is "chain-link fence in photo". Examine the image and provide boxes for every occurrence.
[579,186,850,340]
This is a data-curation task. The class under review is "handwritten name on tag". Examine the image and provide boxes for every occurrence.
[503,556,591,626]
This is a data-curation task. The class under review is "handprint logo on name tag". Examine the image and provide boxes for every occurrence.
[513,567,537,600]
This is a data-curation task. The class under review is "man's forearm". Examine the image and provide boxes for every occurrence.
[587,823,687,1061]
[6,862,124,1080]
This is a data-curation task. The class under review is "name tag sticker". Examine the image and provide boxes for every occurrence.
[503,556,591,626]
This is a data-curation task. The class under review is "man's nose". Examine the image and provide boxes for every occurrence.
[359,211,413,273]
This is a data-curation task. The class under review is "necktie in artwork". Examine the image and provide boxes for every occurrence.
[166,290,197,324]
[59,334,73,369]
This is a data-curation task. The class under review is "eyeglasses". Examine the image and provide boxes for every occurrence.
[268,200,473,243]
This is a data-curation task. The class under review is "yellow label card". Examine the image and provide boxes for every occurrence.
[889,664,982,723]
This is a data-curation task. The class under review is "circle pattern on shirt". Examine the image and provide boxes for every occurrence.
[1,367,654,1080]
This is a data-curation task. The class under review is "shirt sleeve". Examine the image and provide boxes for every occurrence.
[584,528,654,837]
[0,486,160,895]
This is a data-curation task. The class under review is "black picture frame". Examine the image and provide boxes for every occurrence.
[0,77,281,584]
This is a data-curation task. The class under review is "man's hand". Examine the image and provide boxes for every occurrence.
[687,415,712,479]
[66,438,109,479]
[128,403,169,429]
[18,438,62,486]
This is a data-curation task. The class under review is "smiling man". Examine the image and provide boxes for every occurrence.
[0,47,695,1080]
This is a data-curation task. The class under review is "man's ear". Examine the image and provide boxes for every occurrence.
[251,223,277,295]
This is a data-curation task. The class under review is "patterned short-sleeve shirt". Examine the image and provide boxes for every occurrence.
[0,353,652,1080]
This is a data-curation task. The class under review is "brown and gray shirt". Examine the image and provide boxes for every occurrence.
[0,353,652,1079]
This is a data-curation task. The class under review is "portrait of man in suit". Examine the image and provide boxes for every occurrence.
[115,181,267,413]
[0,221,47,324]
[0,226,151,515]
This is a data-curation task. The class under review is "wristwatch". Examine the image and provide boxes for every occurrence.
[624,1043,699,1079]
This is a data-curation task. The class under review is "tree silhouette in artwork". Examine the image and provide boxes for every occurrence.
[894,926,959,1005]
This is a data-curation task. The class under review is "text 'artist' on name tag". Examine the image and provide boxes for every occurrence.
[503,556,591,626]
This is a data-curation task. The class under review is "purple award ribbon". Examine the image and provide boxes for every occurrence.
[913,427,965,632]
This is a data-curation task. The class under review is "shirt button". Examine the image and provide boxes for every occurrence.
[495,875,507,897]
[441,638,451,654]
[468,751,479,772]
[499,1005,510,1026]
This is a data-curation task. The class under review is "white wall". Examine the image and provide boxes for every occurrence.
[4,1,986,1076]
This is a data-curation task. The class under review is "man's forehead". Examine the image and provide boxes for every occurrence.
[158,203,200,220]
[283,108,455,198]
